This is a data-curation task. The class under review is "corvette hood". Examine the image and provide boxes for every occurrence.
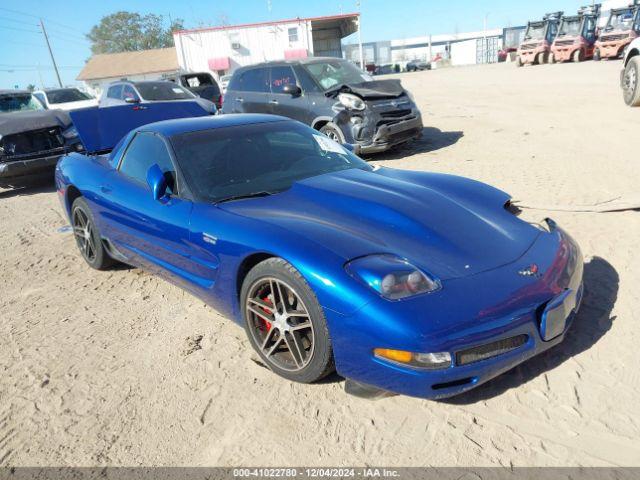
[221,168,541,280]
[0,109,72,136]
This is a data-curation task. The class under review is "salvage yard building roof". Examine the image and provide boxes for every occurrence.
[76,47,179,81]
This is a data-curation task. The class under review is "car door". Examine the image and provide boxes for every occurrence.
[97,131,200,290]
[231,67,271,114]
[268,65,311,123]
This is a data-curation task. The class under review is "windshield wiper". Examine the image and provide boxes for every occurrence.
[214,191,275,205]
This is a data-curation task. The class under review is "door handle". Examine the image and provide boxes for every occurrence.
[100,185,112,194]
[235,97,244,102]
[269,99,279,105]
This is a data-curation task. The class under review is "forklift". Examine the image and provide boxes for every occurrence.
[550,4,601,63]
[516,12,563,66]
[595,0,640,60]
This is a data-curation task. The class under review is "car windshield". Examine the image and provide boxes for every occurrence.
[607,10,635,31]
[303,60,373,91]
[524,23,546,40]
[135,82,194,101]
[46,88,93,104]
[170,121,372,203]
[558,18,581,36]
[0,93,44,113]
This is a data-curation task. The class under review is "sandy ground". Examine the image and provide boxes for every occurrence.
[1,60,639,467]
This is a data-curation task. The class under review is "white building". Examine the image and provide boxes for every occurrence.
[173,13,360,79]
[390,29,505,64]
[345,28,506,68]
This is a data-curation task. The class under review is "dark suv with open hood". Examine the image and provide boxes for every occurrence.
[0,89,82,188]
[221,58,423,154]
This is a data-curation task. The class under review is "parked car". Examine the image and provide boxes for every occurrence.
[221,57,423,154]
[57,113,584,399]
[498,47,517,62]
[166,72,223,110]
[373,64,396,75]
[406,59,431,71]
[621,37,640,106]
[99,80,217,114]
[0,89,82,188]
[219,74,233,94]
[33,88,98,111]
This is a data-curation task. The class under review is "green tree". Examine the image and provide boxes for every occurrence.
[87,11,184,55]
[26,84,36,92]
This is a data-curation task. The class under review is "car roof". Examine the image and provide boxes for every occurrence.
[136,113,292,137]
[0,89,31,95]
[235,56,351,71]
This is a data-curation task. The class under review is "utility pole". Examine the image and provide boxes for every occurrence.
[40,18,63,88]
[356,0,364,69]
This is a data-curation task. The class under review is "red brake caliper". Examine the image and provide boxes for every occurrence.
[260,297,273,332]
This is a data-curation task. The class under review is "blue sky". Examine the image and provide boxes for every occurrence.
[1,0,589,89]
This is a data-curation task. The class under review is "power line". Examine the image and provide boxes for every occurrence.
[0,15,38,26]
[0,6,82,32]
[0,23,41,34]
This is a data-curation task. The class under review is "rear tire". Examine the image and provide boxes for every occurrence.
[536,52,548,65]
[573,49,584,63]
[241,258,335,383]
[319,123,346,144]
[594,48,601,61]
[71,197,115,270]
[622,56,640,107]
[516,56,523,68]
[549,53,556,64]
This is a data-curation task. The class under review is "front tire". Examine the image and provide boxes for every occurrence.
[573,49,584,63]
[623,56,640,106]
[71,197,114,270]
[241,258,335,383]
[319,123,346,144]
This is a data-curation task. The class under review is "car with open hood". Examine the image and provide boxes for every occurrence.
[56,112,584,400]
[221,58,423,154]
[99,80,217,115]
[0,89,82,188]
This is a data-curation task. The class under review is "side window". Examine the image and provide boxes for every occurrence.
[119,133,176,193]
[238,68,269,93]
[269,66,296,94]
[107,85,123,99]
[122,85,139,101]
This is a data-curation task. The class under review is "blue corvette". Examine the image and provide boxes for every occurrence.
[56,113,584,399]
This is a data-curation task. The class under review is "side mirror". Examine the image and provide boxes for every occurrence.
[124,97,140,104]
[146,164,168,201]
[282,84,302,97]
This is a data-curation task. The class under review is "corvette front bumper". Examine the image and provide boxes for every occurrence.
[328,223,584,399]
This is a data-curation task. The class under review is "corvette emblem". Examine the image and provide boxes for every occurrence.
[518,264,540,277]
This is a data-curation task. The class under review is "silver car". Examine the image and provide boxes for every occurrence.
[99,80,217,114]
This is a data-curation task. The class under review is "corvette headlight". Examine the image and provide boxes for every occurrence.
[374,348,452,370]
[62,126,78,140]
[345,254,441,300]
[338,93,365,111]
